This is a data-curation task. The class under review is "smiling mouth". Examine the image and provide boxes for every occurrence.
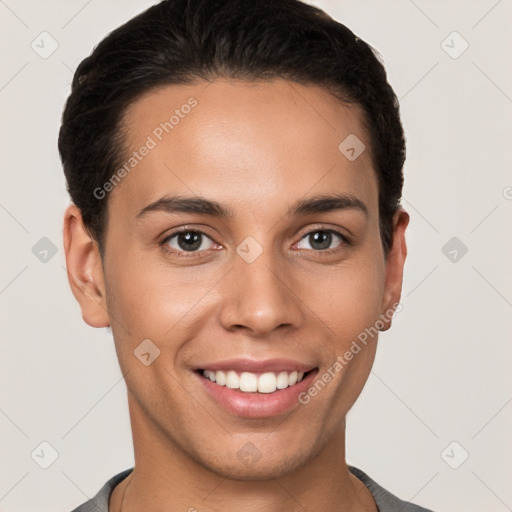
[198,369,316,394]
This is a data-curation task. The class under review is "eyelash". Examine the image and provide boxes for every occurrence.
[159,226,351,258]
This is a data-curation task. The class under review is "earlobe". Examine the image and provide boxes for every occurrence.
[63,204,110,328]
[379,208,410,332]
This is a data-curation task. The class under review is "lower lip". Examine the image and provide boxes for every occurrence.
[196,370,318,418]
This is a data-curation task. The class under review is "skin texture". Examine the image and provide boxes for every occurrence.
[63,78,409,511]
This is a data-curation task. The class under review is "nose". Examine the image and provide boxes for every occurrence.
[218,246,304,337]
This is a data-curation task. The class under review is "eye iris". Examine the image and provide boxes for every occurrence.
[178,232,202,251]
[310,231,332,250]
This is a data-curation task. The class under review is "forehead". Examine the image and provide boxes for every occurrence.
[111,78,378,219]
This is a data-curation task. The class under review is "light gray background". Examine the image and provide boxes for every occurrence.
[1,0,511,511]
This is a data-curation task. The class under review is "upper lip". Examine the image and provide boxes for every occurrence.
[196,358,316,373]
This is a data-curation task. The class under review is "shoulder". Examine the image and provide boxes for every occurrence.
[69,468,134,512]
[348,466,436,512]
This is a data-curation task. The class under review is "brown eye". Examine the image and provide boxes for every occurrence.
[163,230,216,253]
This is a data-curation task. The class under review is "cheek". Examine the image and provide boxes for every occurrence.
[102,255,229,394]
[303,248,385,400]
[104,255,212,337]
[309,251,386,344]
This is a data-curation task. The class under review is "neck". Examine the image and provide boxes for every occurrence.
[111,393,377,512]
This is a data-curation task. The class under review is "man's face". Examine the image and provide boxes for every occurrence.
[73,79,407,479]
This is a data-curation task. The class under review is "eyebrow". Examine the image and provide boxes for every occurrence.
[136,193,368,219]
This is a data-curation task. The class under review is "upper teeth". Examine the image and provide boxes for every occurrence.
[202,370,305,393]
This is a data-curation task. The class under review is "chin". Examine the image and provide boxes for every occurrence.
[197,448,314,481]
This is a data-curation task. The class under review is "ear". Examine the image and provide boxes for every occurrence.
[379,208,410,332]
[63,204,110,328]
